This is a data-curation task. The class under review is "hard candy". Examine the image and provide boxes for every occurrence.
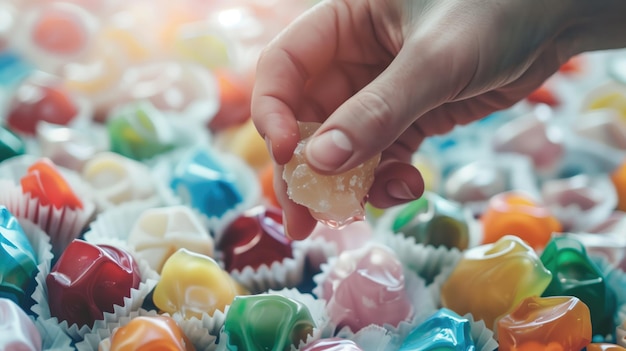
[99,315,195,351]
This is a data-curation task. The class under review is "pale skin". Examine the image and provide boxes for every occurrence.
[252,0,626,239]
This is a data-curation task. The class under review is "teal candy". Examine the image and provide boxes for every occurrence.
[170,149,242,218]
[224,294,316,351]
[392,192,470,250]
[0,126,25,162]
[0,206,37,306]
[107,101,176,160]
[540,236,616,336]
[399,308,475,351]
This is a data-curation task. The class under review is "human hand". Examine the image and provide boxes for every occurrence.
[252,0,626,239]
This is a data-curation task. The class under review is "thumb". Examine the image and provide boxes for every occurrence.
[304,45,449,174]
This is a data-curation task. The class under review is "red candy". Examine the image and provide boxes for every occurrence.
[20,159,83,210]
[7,79,78,135]
[527,84,560,107]
[46,239,141,326]
[217,205,292,271]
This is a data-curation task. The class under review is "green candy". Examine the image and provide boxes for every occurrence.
[392,192,469,250]
[224,294,316,351]
[540,236,616,336]
[107,101,176,160]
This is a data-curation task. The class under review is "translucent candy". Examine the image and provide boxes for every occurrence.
[283,122,380,228]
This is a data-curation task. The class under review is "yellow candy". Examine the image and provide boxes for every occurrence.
[153,249,247,319]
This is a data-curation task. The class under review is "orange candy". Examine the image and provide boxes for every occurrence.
[260,163,280,209]
[481,192,561,249]
[20,159,83,210]
[497,296,592,351]
[611,160,626,211]
[101,315,195,351]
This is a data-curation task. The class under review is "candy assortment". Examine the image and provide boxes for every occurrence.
[1,0,626,350]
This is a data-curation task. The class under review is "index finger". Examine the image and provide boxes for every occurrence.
[251,1,339,164]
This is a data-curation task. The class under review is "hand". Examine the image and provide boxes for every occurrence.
[252,0,626,239]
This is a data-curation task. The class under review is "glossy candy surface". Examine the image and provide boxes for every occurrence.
[392,192,470,250]
[497,296,591,351]
[0,298,42,351]
[170,148,242,218]
[36,122,106,172]
[107,101,176,160]
[128,206,213,273]
[223,294,315,351]
[100,315,195,351]
[587,344,626,351]
[20,158,83,210]
[440,235,552,330]
[399,308,474,351]
[47,240,141,326]
[283,121,380,228]
[300,338,363,351]
[480,191,561,249]
[540,236,616,336]
[218,205,292,272]
[152,248,245,319]
[0,206,37,306]
[322,244,413,331]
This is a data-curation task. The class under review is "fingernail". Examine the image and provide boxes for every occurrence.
[386,179,419,200]
[306,129,353,172]
[264,136,276,163]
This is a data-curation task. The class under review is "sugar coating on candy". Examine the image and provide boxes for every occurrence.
[283,122,380,228]
[99,315,196,351]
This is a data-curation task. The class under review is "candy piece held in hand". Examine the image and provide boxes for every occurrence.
[283,122,380,228]
[497,296,591,351]
[107,101,176,161]
[217,205,292,272]
[99,315,195,351]
[321,244,414,331]
[20,158,83,210]
[0,298,42,351]
[540,236,616,336]
[128,206,214,273]
[301,338,363,351]
[0,206,37,306]
[170,148,243,218]
[152,248,246,319]
[441,235,552,330]
[399,308,474,351]
[46,239,141,327]
[223,294,316,351]
[392,192,470,250]
[480,191,561,249]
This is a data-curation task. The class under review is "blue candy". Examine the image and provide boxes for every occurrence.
[399,308,475,351]
[170,149,243,218]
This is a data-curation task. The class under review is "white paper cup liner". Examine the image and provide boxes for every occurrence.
[172,309,224,350]
[0,178,96,258]
[35,317,74,351]
[152,147,261,241]
[75,308,218,351]
[82,202,156,244]
[30,243,159,342]
[216,288,327,351]
[226,243,306,294]
[464,312,499,351]
[335,325,394,351]
[17,217,53,313]
[295,236,339,271]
